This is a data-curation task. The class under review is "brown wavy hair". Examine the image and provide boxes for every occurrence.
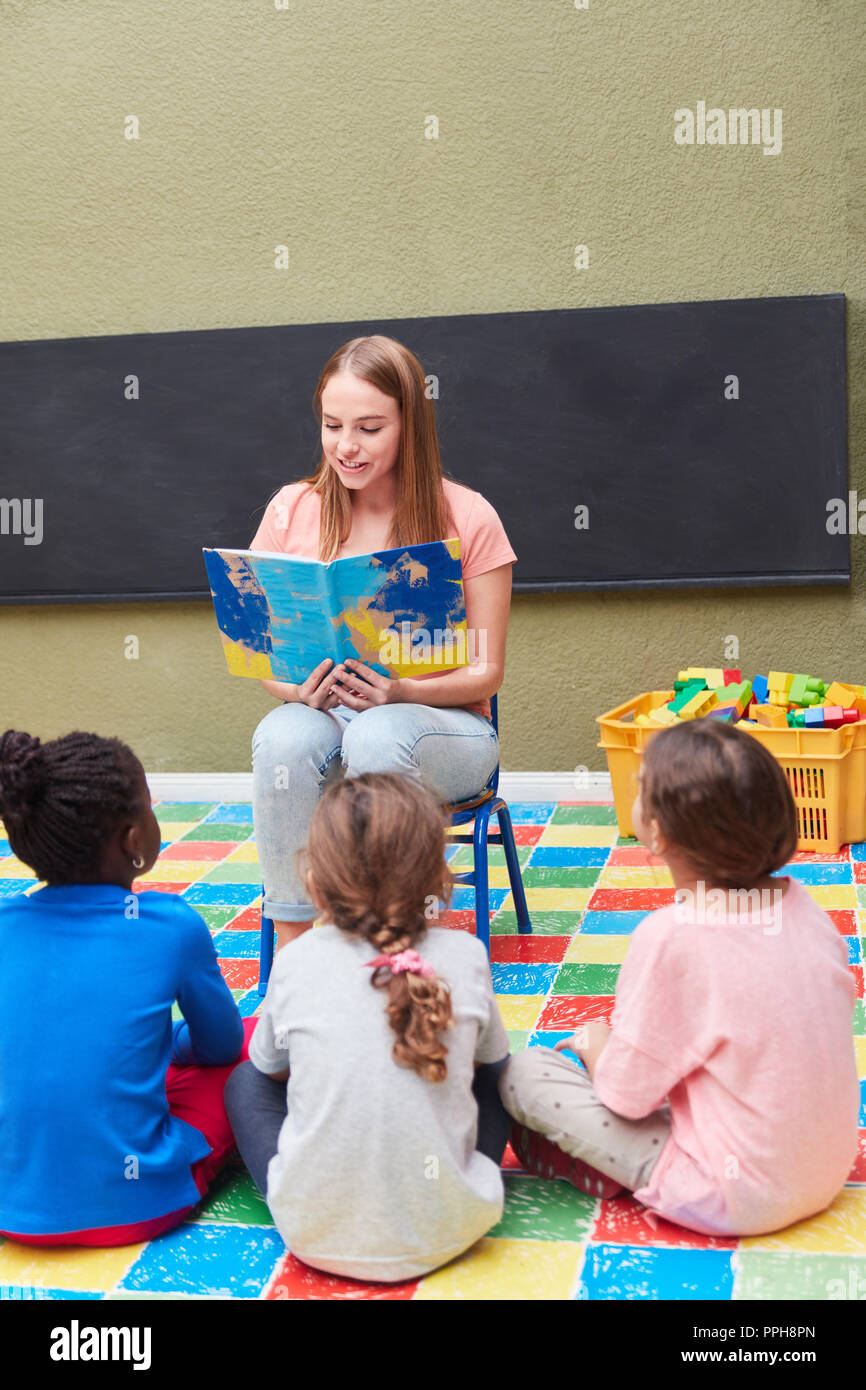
[640,719,798,890]
[303,772,455,1082]
[301,335,460,560]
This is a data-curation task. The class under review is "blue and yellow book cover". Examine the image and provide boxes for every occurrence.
[202,538,468,683]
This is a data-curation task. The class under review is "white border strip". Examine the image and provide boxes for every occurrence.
[145,770,614,804]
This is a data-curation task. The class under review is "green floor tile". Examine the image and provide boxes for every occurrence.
[180,824,254,842]
[488,1174,597,1242]
[506,1029,529,1052]
[195,906,244,931]
[853,998,865,1034]
[193,1167,274,1227]
[199,862,262,884]
[522,866,600,888]
[449,846,532,869]
[615,835,640,846]
[550,805,619,825]
[156,804,218,824]
[492,911,584,935]
[734,1250,866,1300]
[553,962,620,995]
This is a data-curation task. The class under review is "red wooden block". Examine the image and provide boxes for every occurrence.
[591,1195,738,1249]
[267,1253,418,1301]
[537,995,616,1029]
[491,936,569,963]
[218,959,260,989]
[501,1142,524,1171]
[722,669,743,685]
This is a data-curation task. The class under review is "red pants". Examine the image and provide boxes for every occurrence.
[3,1016,258,1248]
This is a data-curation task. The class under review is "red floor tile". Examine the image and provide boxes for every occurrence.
[159,842,238,861]
[490,936,569,963]
[591,1195,738,1249]
[605,846,662,867]
[827,910,857,935]
[537,995,616,1029]
[219,959,260,989]
[133,880,189,894]
[267,1253,418,1300]
[850,965,864,999]
[223,905,263,931]
[513,825,545,845]
[847,1131,866,1183]
[589,888,676,911]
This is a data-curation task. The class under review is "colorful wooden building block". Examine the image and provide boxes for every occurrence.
[754,704,787,728]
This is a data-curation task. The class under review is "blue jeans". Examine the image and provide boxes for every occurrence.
[251,701,500,922]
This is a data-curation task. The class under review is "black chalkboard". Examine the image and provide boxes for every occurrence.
[0,294,848,602]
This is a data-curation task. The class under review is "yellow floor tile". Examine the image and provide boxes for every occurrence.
[0,861,39,879]
[140,862,210,883]
[496,996,545,1031]
[802,884,858,910]
[0,1240,146,1293]
[564,934,632,964]
[537,827,618,848]
[739,1188,866,1254]
[414,1237,584,1300]
[154,822,198,839]
[501,888,592,913]
[224,842,261,863]
[596,866,674,889]
[855,1036,866,1079]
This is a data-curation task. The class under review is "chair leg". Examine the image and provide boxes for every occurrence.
[497,803,532,935]
[259,888,274,996]
[472,803,494,953]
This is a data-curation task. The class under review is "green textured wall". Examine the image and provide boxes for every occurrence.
[2,1,864,773]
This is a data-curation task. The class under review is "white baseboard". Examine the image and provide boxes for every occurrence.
[145,770,614,804]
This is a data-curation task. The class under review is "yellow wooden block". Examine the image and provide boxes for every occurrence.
[501,887,593,913]
[564,933,632,963]
[415,1237,585,1300]
[677,670,690,682]
[597,865,674,889]
[538,826,618,848]
[768,671,794,693]
[739,1188,866,1254]
[754,704,788,728]
[0,1239,146,1292]
[767,690,790,707]
[648,706,679,726]
[635,714,653,726]
[495,996,545,1031]
[825,682,857,707]
[802,883,858,910]
[704,668,724,688]
[685,667,706,679]
[678,689,718,720]
[224,841,261,863]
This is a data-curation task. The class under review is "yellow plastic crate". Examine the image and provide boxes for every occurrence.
[597,690,866,853]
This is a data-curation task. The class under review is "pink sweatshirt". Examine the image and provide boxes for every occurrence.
[592,875,860,1236]
[249,477,517,720]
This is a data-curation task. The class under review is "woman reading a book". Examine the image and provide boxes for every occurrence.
[249,334,517,951]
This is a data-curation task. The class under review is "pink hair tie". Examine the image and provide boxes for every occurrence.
[364,948,435,979]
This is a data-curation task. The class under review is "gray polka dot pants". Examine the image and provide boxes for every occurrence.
[499,1047,671,1193]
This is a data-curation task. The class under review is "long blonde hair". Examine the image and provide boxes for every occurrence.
[303,772,456,1082]
[302,335,459,560]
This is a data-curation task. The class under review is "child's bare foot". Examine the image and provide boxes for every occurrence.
[510,1122,625,1199]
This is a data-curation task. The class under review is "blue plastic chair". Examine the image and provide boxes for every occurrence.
[258,693,532,993]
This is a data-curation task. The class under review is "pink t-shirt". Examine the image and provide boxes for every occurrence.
[592,876,860,1236]
[248,476,517,720]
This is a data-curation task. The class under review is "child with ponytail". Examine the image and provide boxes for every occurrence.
[225,771,512,1282]
[0,729,251,1246]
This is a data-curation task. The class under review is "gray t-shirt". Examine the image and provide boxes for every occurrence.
[249,923,510,1281]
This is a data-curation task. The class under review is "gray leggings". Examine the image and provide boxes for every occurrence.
[224,1057,513,1200]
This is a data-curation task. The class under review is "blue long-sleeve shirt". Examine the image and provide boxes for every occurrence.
[0,882,243,1235]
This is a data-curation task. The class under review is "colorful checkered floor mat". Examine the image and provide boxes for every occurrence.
[1,799,864,1301]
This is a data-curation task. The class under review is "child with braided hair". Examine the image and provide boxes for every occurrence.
[225,771,512,1282]
[0,728,251,1246]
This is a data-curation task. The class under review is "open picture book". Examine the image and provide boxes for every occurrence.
[202,538,469,684]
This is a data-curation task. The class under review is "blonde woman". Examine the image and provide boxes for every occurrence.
[249,335,516,951]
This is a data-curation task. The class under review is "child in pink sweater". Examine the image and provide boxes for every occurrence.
[500,719,860,1236]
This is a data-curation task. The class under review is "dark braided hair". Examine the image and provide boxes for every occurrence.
[0,729,145,884]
